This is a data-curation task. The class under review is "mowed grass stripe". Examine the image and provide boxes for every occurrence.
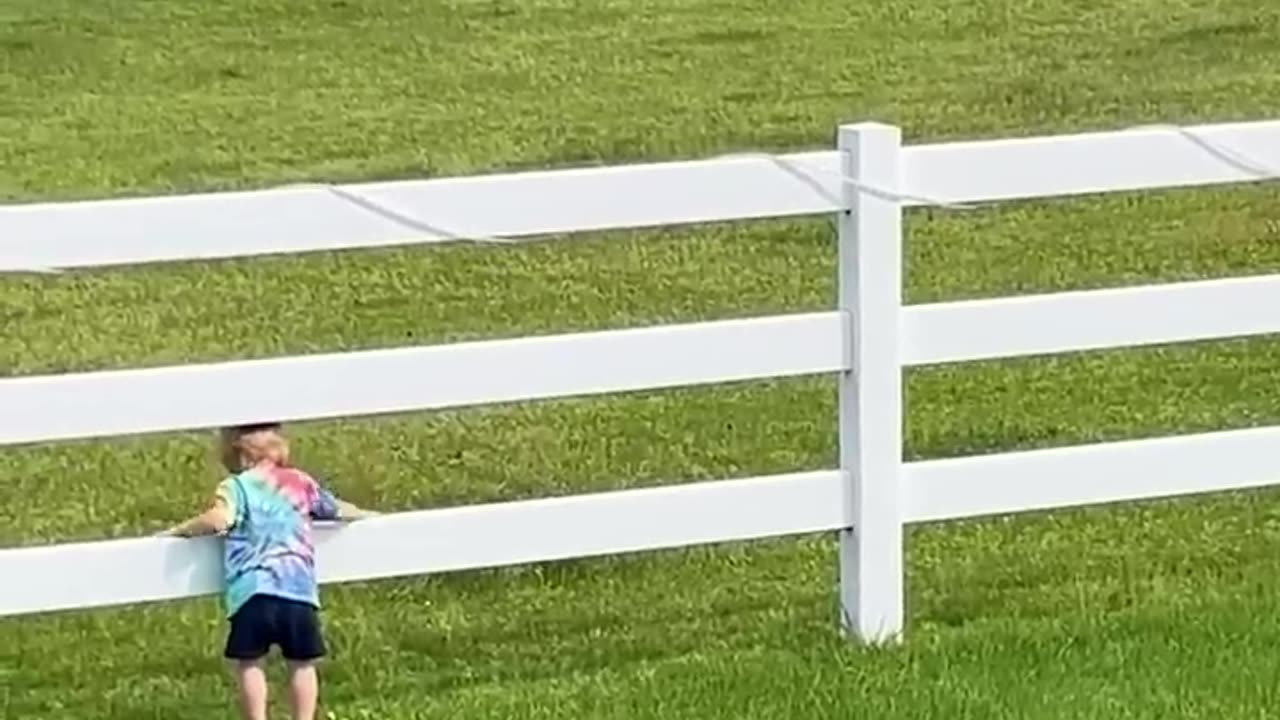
[2,1,1278,201]
[4,0,1280,717]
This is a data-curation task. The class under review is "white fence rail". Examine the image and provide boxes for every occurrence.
[4,121,1279,271]
[3,119,1280,643]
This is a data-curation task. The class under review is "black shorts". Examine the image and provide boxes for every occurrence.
[224,594,327,662]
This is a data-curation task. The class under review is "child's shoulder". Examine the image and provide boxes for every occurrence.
[272,465,325,490]
[282,464,319,480]
[218,466,322,496]
[217,466,306,489]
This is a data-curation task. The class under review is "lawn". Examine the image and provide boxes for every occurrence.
[3,0,1280,717]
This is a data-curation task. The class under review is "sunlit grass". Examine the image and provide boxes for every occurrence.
[3,0,1280,717]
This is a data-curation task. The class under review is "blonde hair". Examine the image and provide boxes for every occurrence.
[219,422,291,473]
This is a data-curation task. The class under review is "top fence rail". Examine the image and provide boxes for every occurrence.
[3,120,1279,272]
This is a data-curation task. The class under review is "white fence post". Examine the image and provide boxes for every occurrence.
[836,122,905,644]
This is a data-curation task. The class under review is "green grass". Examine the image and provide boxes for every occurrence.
[4,0,1280,717]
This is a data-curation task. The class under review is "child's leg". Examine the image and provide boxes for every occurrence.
[224,596,272,720]
[278,598,327,720]
[286,661,319,720]
[233,659,269,720]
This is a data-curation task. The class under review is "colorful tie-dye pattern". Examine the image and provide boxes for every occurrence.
[215,466,341,618]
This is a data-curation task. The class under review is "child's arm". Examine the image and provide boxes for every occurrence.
[164,498,233,537]
[162,479,237,538]
[311,475,380,522]
[335,498,379,521]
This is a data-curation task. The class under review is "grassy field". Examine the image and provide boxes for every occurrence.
[4,0,1280,717]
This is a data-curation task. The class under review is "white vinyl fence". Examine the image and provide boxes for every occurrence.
[3,120,1280,643]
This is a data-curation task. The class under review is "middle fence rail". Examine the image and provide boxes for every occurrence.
[2,119,1280,643]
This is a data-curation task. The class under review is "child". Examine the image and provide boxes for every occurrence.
[164,422,377,720]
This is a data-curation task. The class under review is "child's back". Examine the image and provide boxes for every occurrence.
[220,464,339,618]
[165,423,376,720]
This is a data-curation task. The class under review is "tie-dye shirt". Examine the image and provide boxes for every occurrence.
[214,465,341,618]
